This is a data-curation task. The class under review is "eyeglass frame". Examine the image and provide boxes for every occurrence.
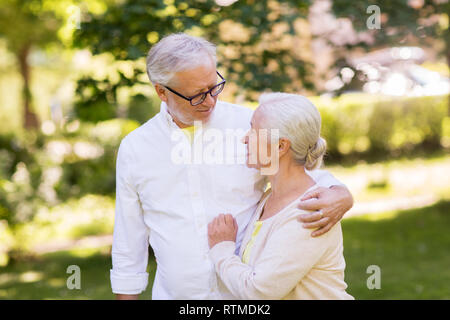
[163,71,226,106]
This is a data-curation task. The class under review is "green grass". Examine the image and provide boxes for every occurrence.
[327,153,450,203]
[0,246,156,300]
[342,200,450,299]
[0,201,449,299]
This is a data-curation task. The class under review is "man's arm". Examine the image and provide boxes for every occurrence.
[297,170,353,237]
[111,139,150,299]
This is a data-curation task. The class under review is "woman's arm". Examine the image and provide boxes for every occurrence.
[208,213,331,300]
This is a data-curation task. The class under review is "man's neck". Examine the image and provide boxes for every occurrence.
[166,109,195,128]
[174,118,194,129]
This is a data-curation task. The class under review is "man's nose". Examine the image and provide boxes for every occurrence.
[202,93,216,108]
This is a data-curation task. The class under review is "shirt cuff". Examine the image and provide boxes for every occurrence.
[208,241,237,265]
[110,270,149,295]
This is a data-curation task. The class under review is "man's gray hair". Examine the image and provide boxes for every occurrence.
[258,92,327,170]
[146,33,217,86]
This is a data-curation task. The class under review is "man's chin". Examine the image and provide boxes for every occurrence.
[194,108,214,122]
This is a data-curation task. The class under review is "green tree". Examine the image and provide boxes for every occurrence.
[73,0,314,121]
[331,0,448,60]
[0,0,63,129]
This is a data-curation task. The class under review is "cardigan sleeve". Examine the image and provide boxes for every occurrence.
[209,212,334,300]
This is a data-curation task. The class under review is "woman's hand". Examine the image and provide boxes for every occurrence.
[208,213,238,249]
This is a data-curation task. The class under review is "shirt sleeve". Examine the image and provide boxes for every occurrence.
[110,138,151,295]
[306,169,345,188]
[209,214,332,300]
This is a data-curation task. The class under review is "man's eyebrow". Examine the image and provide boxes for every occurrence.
[192,80,219,95]
[192,88,207,95]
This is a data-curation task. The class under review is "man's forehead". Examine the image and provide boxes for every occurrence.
[174,63,217,86]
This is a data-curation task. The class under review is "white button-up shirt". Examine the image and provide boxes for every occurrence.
[110,100,343,299]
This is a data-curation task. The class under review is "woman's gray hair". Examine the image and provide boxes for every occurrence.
[258,92,327,170]
[146,33,217,86]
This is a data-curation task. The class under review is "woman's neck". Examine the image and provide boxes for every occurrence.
[267,160,315,201]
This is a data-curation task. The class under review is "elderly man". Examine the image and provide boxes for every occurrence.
[111,33,353,300]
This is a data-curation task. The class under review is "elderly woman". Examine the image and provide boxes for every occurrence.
[207,93,354,300]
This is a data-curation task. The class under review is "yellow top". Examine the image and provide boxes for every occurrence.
[241,220,263,264]
[181,125,196,143]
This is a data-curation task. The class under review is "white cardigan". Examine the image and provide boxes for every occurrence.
[209,187,354,300]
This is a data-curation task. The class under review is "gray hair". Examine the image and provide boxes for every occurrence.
[258,92,327,170]
[146,33,217,86]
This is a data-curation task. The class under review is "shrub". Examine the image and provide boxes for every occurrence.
[127,94,160,124]
[314,94,448,162]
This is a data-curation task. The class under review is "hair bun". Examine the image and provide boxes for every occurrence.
[305,137,327,170]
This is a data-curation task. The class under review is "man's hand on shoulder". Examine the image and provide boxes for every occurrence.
[296,185,353,237]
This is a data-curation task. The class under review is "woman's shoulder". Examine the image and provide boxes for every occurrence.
[273,205,343,241]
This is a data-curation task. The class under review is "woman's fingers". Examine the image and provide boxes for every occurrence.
[211,213,237,233]
[210,216,219,231]
[224,214,234,226]
[233,217,238,231]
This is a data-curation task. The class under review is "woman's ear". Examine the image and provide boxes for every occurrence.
[278,138,291,157]
[154,83,168,103]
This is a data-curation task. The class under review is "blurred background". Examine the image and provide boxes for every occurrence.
[0,0,449,299]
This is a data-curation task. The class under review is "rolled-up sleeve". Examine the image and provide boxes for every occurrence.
[110,138,150,295]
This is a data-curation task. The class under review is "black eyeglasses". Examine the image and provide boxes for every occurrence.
[164,71,226,106]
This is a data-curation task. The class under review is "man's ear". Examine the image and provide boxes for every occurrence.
[154,83,168,103]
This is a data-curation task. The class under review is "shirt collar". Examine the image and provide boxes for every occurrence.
[159,101,178,129]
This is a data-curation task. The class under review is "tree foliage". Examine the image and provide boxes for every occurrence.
[331,0,448,50]
[331,0,449,108]
[0,0,62,129]
[330,0,449,74]
[73,0,314,121]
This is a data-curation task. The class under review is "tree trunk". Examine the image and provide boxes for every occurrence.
[447,39,450,116]
[17,44,39,130]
